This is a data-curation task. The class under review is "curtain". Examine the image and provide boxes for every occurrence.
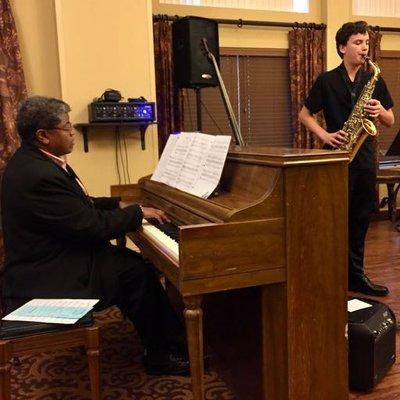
[289,27,326,149]
[0,0,26,173]
[0,0,26,310]
[153,18,182,155]
[368,29,382,63]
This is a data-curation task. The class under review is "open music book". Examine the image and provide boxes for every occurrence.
[151,132,231,198]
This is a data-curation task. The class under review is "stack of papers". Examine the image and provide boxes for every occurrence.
[2,298,99,324]
[347,299,372,313]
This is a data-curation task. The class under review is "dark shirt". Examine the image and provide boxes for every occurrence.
[305,62,394,169]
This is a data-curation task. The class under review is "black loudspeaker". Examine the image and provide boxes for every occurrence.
[348,298,396,391]
[172,16,220,88]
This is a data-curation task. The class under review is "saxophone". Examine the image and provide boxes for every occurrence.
[339,56,380,162]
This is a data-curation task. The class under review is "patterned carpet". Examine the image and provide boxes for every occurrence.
[10,307,235,400]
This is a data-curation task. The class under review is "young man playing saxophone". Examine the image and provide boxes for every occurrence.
[299,21,394,296]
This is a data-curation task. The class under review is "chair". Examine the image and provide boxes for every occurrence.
[0,230,100,400]
[0,312,100,400]
[377,166,400,230]
[0,173,102,398]
[0,192,177,398]
[377,128,400,230]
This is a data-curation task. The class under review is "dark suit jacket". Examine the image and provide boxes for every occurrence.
[1,143,143,301]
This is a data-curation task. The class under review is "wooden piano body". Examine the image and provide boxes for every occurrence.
[111,146,349,400]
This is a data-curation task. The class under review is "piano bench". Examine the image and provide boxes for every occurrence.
[0,314,100,400]
[377,168,400,231]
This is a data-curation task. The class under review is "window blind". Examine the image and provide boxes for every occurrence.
[182,49,292,147]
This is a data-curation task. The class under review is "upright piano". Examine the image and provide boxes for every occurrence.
[111,146,349,400]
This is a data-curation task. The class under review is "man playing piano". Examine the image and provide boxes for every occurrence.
[299,21,394,296]
[1,96,189,375]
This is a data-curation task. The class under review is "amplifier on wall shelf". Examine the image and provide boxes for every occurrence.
[88,101,155,122]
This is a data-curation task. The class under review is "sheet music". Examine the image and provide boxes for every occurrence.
[151,133,181,185]
[151,132,231,198]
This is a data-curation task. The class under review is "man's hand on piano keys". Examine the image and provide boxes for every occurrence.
[141,207,170,224]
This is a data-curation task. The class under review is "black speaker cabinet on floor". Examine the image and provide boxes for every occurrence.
[348,298,396,391]
[172,16,219,88]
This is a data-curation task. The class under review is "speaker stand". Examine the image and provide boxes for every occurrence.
[195,87,202,132]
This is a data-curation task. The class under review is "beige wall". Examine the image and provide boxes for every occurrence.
[54,0,159,196]
[11,0,158,197]
[154,0,322,49]
[9,0,400,198]
[11,0,61,97]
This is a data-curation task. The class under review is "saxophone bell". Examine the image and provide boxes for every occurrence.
[361,118,377,136]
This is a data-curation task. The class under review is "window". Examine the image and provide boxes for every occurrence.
[353,0,400,18]
[159,0,309,13]
[377,51,400,152]
[182,48,293,147]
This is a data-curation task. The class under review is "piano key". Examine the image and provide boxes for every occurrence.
[146,218,179,242]
[142,219,179,261]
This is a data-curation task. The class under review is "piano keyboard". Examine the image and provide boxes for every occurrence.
[142,219,179,261]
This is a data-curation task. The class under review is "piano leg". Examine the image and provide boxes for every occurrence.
[184,295,204,400]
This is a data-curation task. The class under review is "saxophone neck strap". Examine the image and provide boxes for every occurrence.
[339,63,365,108]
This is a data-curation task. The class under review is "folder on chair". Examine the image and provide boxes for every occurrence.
[2,298,99,324]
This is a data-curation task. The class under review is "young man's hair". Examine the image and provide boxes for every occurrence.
[335,21,370,59]
[17,96,71,144]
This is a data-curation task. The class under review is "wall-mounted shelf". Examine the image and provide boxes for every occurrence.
[74,122,157,152]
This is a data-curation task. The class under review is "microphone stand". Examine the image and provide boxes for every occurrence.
[201,38,245,146]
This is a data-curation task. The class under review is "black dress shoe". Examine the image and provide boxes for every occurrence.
[349,275,389,297]
[144,351,190,376]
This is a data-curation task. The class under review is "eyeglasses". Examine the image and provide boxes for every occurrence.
[47,124,74,132]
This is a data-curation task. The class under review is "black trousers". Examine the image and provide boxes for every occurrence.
[94,245,184,353]
[348,167,376,281]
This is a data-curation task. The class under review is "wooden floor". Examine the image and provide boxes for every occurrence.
[349,219,400,400]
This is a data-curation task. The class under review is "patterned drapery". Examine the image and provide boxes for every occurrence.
[368,29,382,63]
[0,0,26,173]
[289,27,326,149]
[0,0,26,306]
[153,18,182,155]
